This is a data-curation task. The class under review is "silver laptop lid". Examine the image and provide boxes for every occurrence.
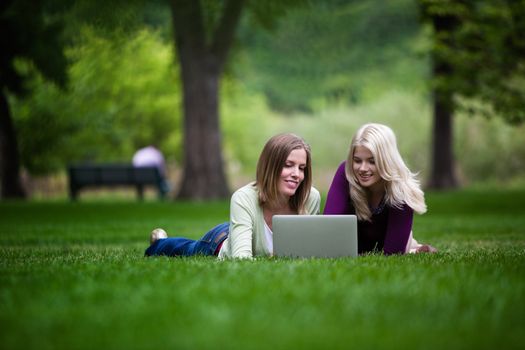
[272,215,358,258]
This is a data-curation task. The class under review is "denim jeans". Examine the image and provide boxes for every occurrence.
[144,222,229,257]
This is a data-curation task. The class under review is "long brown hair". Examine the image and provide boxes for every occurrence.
[256,133,312,214]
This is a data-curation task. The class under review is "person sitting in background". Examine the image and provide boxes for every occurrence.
[132,144,170,197]
[323,123,437,255]
[144,133,321,259]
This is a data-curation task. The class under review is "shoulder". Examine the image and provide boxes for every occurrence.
[328,161,351,190]
[232,182,257,196]
[304,186,321,213]
[336,161,346,174]
[231,182,259,206]
[309,186,321,201]
[331,161,348,182]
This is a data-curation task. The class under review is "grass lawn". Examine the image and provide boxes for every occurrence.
[0,189,524,350]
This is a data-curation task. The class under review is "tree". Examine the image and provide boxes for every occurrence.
[170,0,306,199]
[420,0,525,189]
[0,0,68,198]
[422,0,461,189]
[170,0,244,199]
[3,0,307,200]
[62,0,305,200]
[13,28,182,176]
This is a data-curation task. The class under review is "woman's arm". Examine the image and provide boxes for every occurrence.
[323,162,352,215]
[383,204,414,255]
[228,188,257,258]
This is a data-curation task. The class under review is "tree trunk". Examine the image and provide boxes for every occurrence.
[177,56,230,199]
[428,89,458,189]
[170,0,244,200]
[426,5,460,190]
[0,90,26,198]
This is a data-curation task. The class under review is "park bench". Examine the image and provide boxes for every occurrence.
[68,163,165,201]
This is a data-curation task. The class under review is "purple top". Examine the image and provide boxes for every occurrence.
[323,162,413,255]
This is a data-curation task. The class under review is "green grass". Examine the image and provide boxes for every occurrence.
[1,189,524,350]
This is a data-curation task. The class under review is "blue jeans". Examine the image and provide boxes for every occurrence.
[144,222,229,257]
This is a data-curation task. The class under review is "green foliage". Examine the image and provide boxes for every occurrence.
[66,27,182,161]
[238,0,426,112]
[65,0,149,36]
[12,27,182,175]
[420,0,525,124]
[0,0,69,95]
[264,92,432,175]
[244,91,525,189]
[245,0,310,31]
[0,189,524,349]
[220,76,282,181]
[455,113,525,184]
[8,67,77,175]
[8,0,525,188]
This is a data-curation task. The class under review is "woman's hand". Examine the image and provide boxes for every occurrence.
[416,244,438,253]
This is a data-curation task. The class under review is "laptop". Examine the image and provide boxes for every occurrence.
[272,215,358,258]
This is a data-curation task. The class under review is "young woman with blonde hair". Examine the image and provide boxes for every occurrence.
[324,123,436,254]
[145,133,321,259]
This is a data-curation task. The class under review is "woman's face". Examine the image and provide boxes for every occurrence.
[278,148,307,198]
[352,146,383,191]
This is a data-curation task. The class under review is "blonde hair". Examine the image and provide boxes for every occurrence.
[345,123,426,221]
[256,133,312,214]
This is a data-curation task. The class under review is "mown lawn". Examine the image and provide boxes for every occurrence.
[0,189,524,350]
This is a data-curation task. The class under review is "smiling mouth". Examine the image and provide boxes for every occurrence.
[358,174,372,181]
[285,180,299,188]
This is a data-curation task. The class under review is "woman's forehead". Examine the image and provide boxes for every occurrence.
[353,145,373,157]
[286,148,307,162]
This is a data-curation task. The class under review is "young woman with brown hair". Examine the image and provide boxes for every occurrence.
[145,133,321,259]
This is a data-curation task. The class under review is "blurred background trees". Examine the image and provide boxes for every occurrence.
[420,0,525,189]
[0,0,68,198]
[1,0,524,200]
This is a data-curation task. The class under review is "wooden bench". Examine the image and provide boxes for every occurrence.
[68,163,166,200]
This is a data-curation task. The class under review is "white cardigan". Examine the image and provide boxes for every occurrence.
[218,182,321,259]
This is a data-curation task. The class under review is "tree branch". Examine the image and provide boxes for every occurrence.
[211,0,245,70]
